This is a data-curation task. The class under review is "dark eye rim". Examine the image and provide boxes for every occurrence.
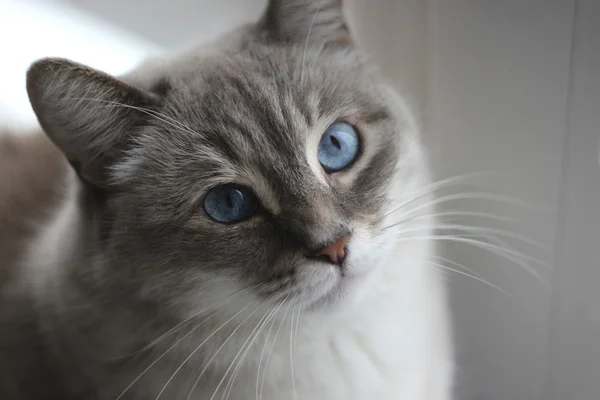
[202,183,260,224]
[318,120,362,174]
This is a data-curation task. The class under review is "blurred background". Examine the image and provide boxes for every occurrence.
[1,0,598,399]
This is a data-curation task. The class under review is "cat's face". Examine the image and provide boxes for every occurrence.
[26,0,427,315]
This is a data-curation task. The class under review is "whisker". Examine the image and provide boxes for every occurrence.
[222,298,288,400]
[193,300,269,400]
[114,284,260,361]
[377,209,517,240]
[182,299,269,400]
[412,210,516,223]
[427,260,511,295]
[155,302,258,399]
[416,231,548,268]
[289,306,299,400]
[385,191,546,228]
[379,172,493,223]
[394,234,549,284]
[435,223,546,249]
[213,312,270,400]
[114,296,247,400]
[260,303,287,400]
[449,231,551,278]
[294,305,301,357]
[430,254,485,280]
[467,231,552,280]
[256,306,279,400]
[403,172,492,202]
[381,217,547,251]
[64,97,201,137]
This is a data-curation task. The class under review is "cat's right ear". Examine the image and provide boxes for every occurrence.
[26,58,158,188]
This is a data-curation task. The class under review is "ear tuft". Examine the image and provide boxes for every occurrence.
[26,58,158,187]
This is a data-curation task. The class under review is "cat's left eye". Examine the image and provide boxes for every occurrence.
[317,122,360,173]
[203,184,258,224]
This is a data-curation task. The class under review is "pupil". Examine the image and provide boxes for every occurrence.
[330,135,341,150]
[225,192,235,209]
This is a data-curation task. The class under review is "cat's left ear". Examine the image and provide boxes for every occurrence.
[259,0,353,47]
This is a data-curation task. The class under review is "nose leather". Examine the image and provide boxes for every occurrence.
[315,234,351,266]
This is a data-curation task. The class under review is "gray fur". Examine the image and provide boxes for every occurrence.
[0,1,430,398]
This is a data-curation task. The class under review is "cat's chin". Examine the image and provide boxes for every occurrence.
[300,270,371,314]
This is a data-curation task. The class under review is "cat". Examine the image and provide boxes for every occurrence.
[0,0,452,398]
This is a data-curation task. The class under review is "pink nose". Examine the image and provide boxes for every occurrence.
[316,234,351,266]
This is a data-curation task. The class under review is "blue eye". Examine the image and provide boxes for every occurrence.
[204,185,258,223]
[317,122,360,173]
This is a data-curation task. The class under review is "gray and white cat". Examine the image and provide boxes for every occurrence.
[0,0,452,398]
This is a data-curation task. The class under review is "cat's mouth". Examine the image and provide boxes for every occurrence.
[301,274,366,312]
[296,255,373,311]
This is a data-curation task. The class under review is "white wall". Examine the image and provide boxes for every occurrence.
[429,1,573,398]
[544,1,600,398]
[428,1,600,399]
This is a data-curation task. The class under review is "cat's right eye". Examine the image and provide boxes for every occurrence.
[317,122,360,173]
[203,184,258,224]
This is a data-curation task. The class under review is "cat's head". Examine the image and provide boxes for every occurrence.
[26,0,428,316]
